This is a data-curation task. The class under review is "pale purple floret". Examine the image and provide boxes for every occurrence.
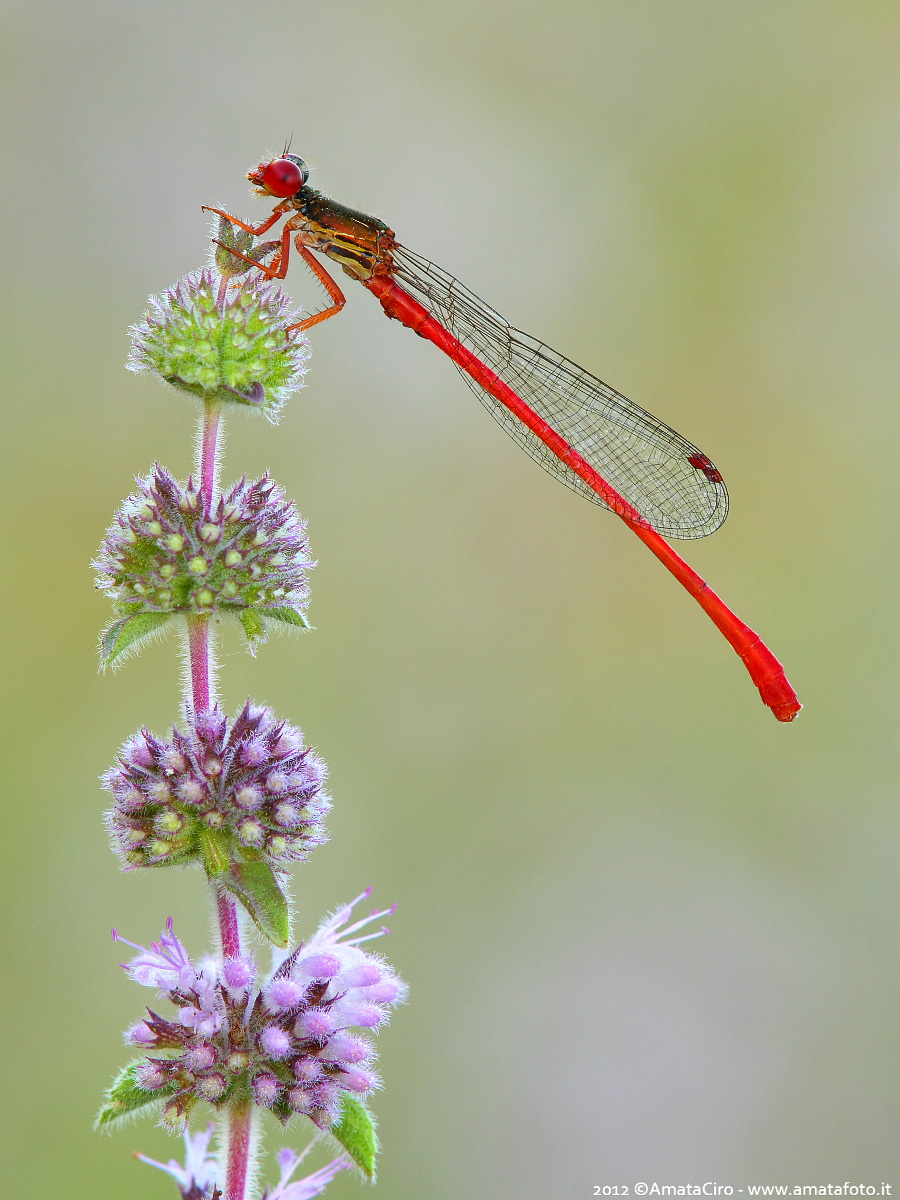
[266,977,306,1012]
[329,999,385,1029]
[253,1072,282,1107]
[113,918,198,993]
[304,888,395,953]
[125,1019,156,1046]
[295,953,341,980]
[222,955,255,993]
[263,1145,350,1200]
[260,1025,293,1058]
[326,1032,373,1064]
[136,1122,218,1198]
[178,986,222,1038]
[289,889,408,1022]
[337,1067,379,1093]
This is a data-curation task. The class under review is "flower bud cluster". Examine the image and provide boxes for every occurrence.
[94,465,311,636]
[127,268,308,420]
[103,701,329,871]
[116,896,405,1131]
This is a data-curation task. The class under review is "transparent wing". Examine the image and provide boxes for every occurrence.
[392,244,728,539]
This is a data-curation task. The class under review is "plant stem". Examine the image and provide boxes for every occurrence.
[187,399,222,714]
[199,398,221,503]
[216,886,241,959]
[186,615,212,712]
[224,1102,253,1200]
[188,396,250,1200]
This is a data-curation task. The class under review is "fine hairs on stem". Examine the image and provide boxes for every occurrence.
[190,393,252,1200]
[196,397,224,507]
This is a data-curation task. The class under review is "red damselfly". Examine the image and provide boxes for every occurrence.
[205,154,800,721]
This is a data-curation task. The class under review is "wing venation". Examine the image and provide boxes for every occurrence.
[392,244,728,540]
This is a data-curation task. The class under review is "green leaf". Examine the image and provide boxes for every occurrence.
[264,606,309,629]
[94,1060,173,1131]
[238,607,266,649]
[220,861,289,946]
[329,1094,379,1179]
[99,612,171,670]
[199,827,229,877]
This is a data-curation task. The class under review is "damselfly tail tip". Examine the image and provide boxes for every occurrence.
[759,676,802,722]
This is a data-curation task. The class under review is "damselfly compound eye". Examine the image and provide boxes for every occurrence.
[284,154,310,183]
[260,158,305,197]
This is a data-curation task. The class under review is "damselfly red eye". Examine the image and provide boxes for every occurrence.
[260,158,305,197]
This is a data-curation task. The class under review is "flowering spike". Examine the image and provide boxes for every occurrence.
[96,234,407,1198]
[127,268,309,421]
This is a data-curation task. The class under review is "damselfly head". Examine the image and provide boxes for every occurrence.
[249,155,309,198]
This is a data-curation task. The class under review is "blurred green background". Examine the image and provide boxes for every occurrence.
[1,0,897,1195]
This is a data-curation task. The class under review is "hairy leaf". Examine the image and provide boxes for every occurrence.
[94,1060,173,1130]
[329,1094,379,1179]
[99,612,171,670]
[238,607,266,648]
[220,861,289,946]
[264,606,309,629]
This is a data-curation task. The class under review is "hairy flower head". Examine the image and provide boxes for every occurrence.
[127,268,308,421]
[94,466,312,667]
[103,701,329,873]
[106,893,405,1133]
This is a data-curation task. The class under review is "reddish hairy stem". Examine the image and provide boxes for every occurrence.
[187,399,221,714]
[216,887,241,959]
[186,615,211,713]
[199,400,221,503]
[224,1102,253,1200]
[186,397,250,1196]
[366,274,800,722]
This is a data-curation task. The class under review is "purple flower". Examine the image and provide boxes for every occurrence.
[103,701,330,871]
[94,466,313,663]
[136,1122,218,1199]
[263,1146,350,1199]
[113,893,405,1131]
[113,918,199,994]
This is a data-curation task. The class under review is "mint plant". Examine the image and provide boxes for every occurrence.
[94,223,405,1200]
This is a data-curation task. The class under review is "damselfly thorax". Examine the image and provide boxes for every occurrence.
[279,188,395,282]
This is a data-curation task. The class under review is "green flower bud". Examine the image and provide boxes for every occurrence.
[127,267,309,422]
